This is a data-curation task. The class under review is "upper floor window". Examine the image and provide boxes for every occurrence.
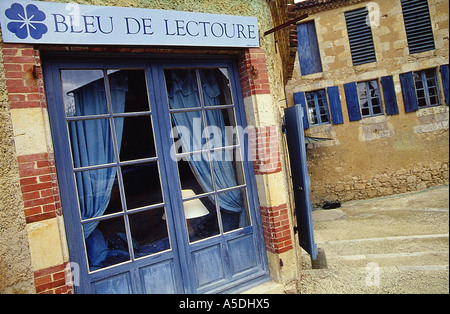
[401,0,435,54]
[344,7,377,66]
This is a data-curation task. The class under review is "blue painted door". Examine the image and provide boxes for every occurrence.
[284,104,318,260]
[43,57,268,294]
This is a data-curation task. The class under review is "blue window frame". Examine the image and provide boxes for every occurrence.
[43,55,269,294]
[357,80,384,118]
[305,89,330,126]
[414,68,441,108]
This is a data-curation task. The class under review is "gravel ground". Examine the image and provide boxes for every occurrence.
[300,185,449,294]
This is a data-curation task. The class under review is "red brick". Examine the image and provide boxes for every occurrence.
[2,55,35,64]
[24,196,55,208]
[24,206,42,217]
[34,264,65,278]
[20,177,38,186]
[21,182,53,193]
[3,63,23,72]
[22,191,41,201]
[19,167,51,178]
[26,211,56,223]
[17,153,48,163]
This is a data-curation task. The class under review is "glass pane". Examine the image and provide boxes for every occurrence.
[122,162,163,210]
[205,108,238,148]
[61,70,106,117]
[219,188,251,233]
[307,107,316,125]
[199,68,234,106]
[182,192,219,242]
[211,149,246,190]
[357,82,367,101]
[165,69,201,109]
[75,167,122,219]
[177,155,213,194]
[83,217,130,271]
[373,106,382,115]
[129,207,170,258]
[68,119,115,168]
[116,115,156,161]
[362,107,370,117]
[171,111,206,153]
[108,70,150,113]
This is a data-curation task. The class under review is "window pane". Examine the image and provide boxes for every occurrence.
[61,70,106,117]
[361,107,370,117]
[108,70,150,113]
[205,108,238,148]
[75,167,122,219]
[211,149,246,190]
[171,111,206,153]
[199,68,234,106]
[122,162,163,210]
[183,192,219,242]
[177,155,213,194]
[129,207,170,258]
[83,217,130,271]
[117,115,156,161]
[69,119,115,168]
[219,188,251,233]
[373,106,382,115]
[165,69,201,109]
[357,82,368,101]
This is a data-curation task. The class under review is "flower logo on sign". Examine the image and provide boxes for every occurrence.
[5,3,48,40]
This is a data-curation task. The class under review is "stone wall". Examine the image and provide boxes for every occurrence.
[317,161,449,206]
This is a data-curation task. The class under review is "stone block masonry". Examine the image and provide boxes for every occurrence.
[315,161,449,206]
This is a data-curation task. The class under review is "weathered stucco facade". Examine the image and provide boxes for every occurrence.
[286,0,449,206]
[0,0,302,294]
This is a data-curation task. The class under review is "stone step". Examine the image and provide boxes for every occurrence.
[300,265,449,294]
[302,234,449,269]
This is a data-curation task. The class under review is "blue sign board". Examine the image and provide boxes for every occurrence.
[0,0,259,48]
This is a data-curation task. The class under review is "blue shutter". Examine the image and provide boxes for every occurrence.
[400,72,419,113]
[327,86,344,124]
[293,91,309,129]
[283,104,318,260]
[297,21,323,76]
[440,64,449,106]
[381,76,399,115]
[344,82,361,122]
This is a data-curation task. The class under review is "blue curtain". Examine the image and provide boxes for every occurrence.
[167,70,245,227]
[69,72,128,239]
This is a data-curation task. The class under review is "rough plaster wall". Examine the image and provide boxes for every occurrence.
[0,36,35,294]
